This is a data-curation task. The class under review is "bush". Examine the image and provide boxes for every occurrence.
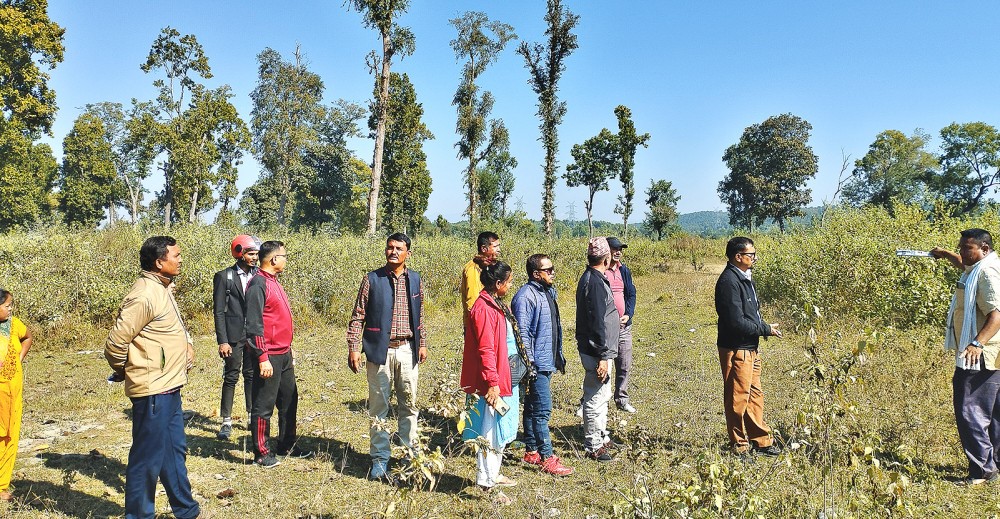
[753,205,999,329]
[0,224,687,349]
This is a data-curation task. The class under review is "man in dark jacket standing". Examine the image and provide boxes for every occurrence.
[212,234,260,440]
[576,237,621,462]
[715,237,782,456]
[246,240,309,468]
[347,233,428,480]
[512,254,573,476]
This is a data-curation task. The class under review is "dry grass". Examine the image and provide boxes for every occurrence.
[2,259,999,518]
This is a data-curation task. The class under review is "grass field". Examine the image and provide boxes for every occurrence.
[3,255,1000,518]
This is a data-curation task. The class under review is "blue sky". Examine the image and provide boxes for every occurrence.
[39,1,1000,223]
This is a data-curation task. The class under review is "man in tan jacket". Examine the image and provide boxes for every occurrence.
[106,236,200,519]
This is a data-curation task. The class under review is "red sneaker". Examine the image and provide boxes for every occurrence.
[540,455,574,476]
[523,451,542,466]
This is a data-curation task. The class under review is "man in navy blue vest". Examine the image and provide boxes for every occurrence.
[347,233,428,480]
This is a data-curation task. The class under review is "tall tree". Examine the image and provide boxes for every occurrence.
[250,46,325,226]
[139,28,250,225]
[138,27,211,227]
[370,72,433,234]
[929,122,1000,215]
[644,179,680,240]
[82,102,154,225]
[0,0,65,138]
[294,101,368,231]
[476,140,517,222]
[612,105,650,239]
[842,129,937,212]
[0,131,57,229]
[58,112,116,227]
[450,11,517,232]
[517,0,579,237]
[0,0,64,229]
[347,0,415,236]
[719,113,817,231]
[565,128,620,237]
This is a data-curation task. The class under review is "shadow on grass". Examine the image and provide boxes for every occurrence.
[13,479,121,518]
[39,451,127,493]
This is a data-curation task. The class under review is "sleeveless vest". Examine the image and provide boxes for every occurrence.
[362,267,422,366]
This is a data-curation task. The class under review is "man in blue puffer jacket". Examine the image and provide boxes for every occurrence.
[512,254,573,476]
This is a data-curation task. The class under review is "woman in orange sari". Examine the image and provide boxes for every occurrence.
[0,288,32,501]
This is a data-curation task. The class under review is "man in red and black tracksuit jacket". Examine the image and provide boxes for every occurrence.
[245,240,306,467]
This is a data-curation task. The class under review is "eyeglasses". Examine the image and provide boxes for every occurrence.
[739,252,757,259]
[536,267,555,273]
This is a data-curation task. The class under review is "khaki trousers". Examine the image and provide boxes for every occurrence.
[718,347,773,452]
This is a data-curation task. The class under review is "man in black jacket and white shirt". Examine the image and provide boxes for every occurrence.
[212,234,260,440]
[576,237,621,462]
[715,237,782,456]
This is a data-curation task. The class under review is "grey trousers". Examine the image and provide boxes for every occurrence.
[614,324,633,406]
[953,367,1000,478]
[581,352,612,452]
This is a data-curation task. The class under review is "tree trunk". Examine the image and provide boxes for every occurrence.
[542,116,557,237]
[188,190,199,223]
[162,162,173,229]
[468,157,478,232]
[366,33,393,237]
[586,190,595,238]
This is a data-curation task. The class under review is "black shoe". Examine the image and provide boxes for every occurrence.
[753,444,783,457]
[586,446,614,462]
[217,424,232,440]
[255,454,281,468]
[276,447,314,459]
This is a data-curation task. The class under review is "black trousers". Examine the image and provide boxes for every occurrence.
[220,338,255,419]
[249,351,298,457]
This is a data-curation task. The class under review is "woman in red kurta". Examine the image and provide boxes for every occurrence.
[460,260,519,503]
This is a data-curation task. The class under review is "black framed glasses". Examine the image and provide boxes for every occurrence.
[739,251,757,259]
[536,267,555,273]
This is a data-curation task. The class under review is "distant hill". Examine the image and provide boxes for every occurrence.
[678,207,826,237]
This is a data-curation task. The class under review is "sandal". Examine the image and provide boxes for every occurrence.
[495,475,518,487]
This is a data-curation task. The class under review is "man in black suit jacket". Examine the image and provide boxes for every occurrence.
[715,236,782,457]
[213,234,261,440]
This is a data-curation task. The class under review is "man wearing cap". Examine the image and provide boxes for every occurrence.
[604,237,638,413]
[212,234,260,440]
[576,237,621,462]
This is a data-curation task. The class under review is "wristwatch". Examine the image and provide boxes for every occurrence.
[972,339,984,349]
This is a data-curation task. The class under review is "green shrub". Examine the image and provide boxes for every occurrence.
[754,205,999,329]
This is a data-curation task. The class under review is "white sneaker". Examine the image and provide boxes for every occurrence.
[617,403,637,413]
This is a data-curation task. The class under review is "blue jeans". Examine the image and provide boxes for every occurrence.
[523,371,554,457]
[126,390,199,519]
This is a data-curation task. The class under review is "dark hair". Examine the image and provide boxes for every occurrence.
[587,253,606,267]
[477,231,500,251]
[387,232,411,251]
[961,228,994,250]
[260,240,285,262]
[726,236,754,260]
[526,254,550,277]
[0,288,10,305]
[140,236,177,271]
[480,260,512,293]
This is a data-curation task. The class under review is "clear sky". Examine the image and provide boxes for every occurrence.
[38,1,1000,223]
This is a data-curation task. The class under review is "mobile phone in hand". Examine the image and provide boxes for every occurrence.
[493,399,510,416]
